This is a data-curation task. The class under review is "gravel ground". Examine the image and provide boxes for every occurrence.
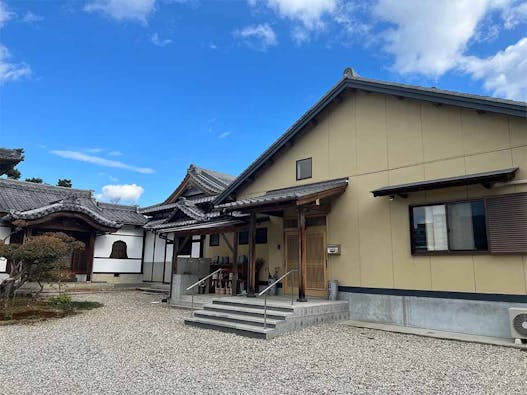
[0,292,525,395]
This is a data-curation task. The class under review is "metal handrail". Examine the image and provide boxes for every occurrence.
[186,268,225,313]
[258,269,298,329]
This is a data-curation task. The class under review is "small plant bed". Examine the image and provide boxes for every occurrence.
[1,294,103,325]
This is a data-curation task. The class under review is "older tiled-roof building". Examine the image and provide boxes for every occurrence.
[0,177,147,282]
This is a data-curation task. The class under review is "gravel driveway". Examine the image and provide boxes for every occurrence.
[0,291,525,394]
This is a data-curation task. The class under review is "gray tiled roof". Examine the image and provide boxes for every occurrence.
[215,178,349,211]
[98,202,148,225]
[0,148,24,176]
[189,165,236,194]
[140,165,234,215]
[0,178,146,227]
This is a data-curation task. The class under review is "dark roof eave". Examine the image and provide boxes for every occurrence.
[371,167,519,197]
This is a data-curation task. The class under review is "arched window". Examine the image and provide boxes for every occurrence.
[110,240,128,259]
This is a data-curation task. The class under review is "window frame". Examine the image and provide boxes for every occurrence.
[209,233,220,247]
[238,228,268,245]
[409,198,490,256]
[296,157,312,181]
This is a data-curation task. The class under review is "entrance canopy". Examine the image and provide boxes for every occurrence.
[215,178,349,213]
[157,215,269,236]
[371,167,519,198]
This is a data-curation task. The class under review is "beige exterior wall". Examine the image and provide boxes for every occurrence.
[235,90,527,295]
[203,220,282,283]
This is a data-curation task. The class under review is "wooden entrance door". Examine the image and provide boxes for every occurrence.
[284,225,327,297]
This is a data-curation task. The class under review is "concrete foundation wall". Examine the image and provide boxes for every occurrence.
[339,290,527,338]
[91,273,143,284]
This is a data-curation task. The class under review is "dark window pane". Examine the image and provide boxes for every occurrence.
[9,230,24,244]
[296,158,312,180]
[411,205,448,252]
[178,237,192,255]
[471,201,488,250]
[411,207,428,252]
[209,233,220,247]
[256,228,267,244]
[238,231,248,245]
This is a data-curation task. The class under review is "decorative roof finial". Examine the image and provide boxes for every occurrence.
[343,67,357,79]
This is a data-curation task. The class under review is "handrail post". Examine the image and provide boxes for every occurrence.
[191,293,194,317]
[264,295,267,329]
[291,271,294,306]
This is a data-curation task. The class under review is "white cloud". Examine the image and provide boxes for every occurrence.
[86,147,105,153]
[84,0,156,23]
[502,1,527,28]
[233,23,278,51]
[0,1,14,27]
[51,150,155,174]
[218,131,231,139]
[259,0,336,30]
[108,150,123,156]
[20,11,44,23]
[0,45,31,84]
[373,0,491,77]
[250,0,336,43]
[151,33,172,46]
[96,184,144,203]
[461,37,527,100]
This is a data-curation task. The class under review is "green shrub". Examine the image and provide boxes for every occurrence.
[48,294,73,310]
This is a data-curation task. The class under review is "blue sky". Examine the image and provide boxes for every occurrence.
[1,0,526,206]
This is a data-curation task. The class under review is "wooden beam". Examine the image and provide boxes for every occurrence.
[221,233,235,255]
[247,212,257,297]
[296,186,347,206]
[297,208,307,302]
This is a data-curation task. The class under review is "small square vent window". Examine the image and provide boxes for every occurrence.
[296,158,312,180]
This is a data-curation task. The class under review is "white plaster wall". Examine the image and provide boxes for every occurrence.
[93,226,144,274]
[143,231,155,263]
[92,258,142,273]
[94,226,143,258]
[154,235,166,262]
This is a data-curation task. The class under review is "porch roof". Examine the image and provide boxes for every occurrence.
[157,215,269,236]
[371,167,519,197]
[215,178,349,212]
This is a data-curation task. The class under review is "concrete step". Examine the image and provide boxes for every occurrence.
[194,310,281,328]
[203,304,292,320]
[212,299,295,313]
[184,317,273,339]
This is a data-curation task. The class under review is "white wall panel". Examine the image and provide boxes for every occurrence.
[94,228,143,259]
[93,258,142,273]
[143,231,155,264]
[154,234,166,262]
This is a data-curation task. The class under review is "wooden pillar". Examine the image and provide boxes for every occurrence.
[247,212,257,297]
[297,207,307,302]
[168,235,179,300]
[86,232,96,282]
[232,233,238,295]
